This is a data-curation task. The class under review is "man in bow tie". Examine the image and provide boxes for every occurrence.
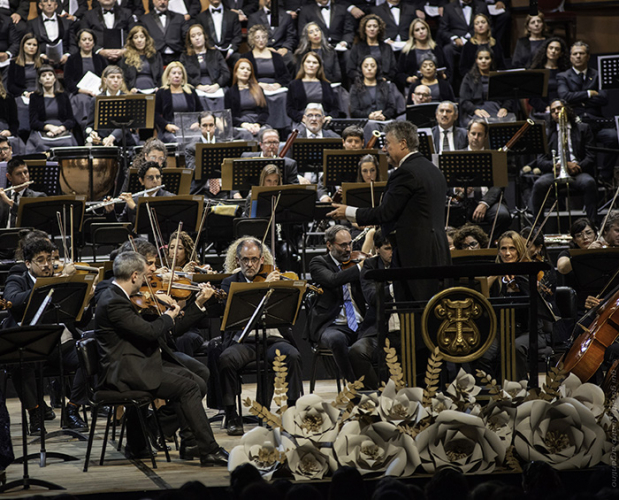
[196,0,242,62]
[29,0,76,65]
[138,0,187,64]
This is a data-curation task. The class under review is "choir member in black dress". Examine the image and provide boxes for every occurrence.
[293,22,341,84]
[459,47,513,125]
[155,61,203,143]
[287,51,338,123]
[0,79,23,154]
[347,14,396,83]
[511,13,548,69]
[27,65,78,153]
[64,29,108,128]
[224,58,268,138]
[528,37,569,116]
[119,25,163,92]
[180,23,229,111]
[458,13,505,77]
[405,55,455,105]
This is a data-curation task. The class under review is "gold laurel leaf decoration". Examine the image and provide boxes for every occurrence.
[475,369,503,401]
[384,338,405,391]
[505,445,522,472]
[332,377,365,411]
[273,349,289,416]
[541,362,567,401]
[422,347,443,407]
[245,400,282,429]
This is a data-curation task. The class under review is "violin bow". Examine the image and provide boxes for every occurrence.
[260,191,282,264]
[70,203,74,264]
[529,200,558,250]
[487,191,503,249]
[524,184,554,251]
[128,234,162,316]
[152,207,171,269]
[56,211,70,267]
[145,202,166,268]
[189,203,208,264]
[166,222,183,297]
[445,197,451,229]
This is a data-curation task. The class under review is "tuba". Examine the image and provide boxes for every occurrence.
[554,107,572,183]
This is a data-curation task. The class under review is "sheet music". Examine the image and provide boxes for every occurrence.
[77,71,101,95]
[45,40,64,63]
[196,88,225,98]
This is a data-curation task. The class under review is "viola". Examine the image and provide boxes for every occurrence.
[340,251,370,270]
[131,280,175,315]
[252,264,324,295]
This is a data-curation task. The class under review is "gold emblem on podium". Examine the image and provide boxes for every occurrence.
[421,287,496,363]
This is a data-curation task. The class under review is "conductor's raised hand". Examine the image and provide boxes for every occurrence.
[327,203,348,220]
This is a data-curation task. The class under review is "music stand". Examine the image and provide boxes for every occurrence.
[437,151,509,189]
[22,160,60,196]
[291,139,343,173]
[322,149,387,186]
[135,195,203,237]
[342,182,387,208]
[0,325,64,493]
[16,196,85,235]
[222,158,286,192]
[406,103,439,128]
[598,54,619,90]
[194,142,257,181]
[417,129,436,160]
[570,248,619,300]
[127,167,193,195]
[324,118,368,136]
[488,69,549,101]
[488,121,548,155]
[94,95,156,197]
[221,281,305,407]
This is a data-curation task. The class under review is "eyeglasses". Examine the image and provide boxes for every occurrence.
[0,147,11,152]
[305,113,323,119]
[33,256,53,265]
[461,241,480,249]
[574,230,595,239]
[240,257,261,265]
[263,140,279,145]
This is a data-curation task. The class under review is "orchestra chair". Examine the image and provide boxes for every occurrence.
[87,223,132,262]
[233,218,269,240]
[76,338,170,472]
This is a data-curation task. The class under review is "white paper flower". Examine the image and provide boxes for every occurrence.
[446,368,481,404]
[333,421,420,477]
[429,392,456,417]
[559,373,605,418]
[348,391,381,421]
[415,410,506,474]
[482,400,517,444]
[502,380,529,402]
[228,427,286,480]
[281,435,332,481]
[378,379,427,426]
[513,397,606,470]
[281,394,340,445]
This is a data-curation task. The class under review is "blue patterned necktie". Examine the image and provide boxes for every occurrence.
[339,265,358,331]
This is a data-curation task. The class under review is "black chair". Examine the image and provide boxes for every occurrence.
[233,218,269,239]
[76,338,170,472]
[88,223,132,262]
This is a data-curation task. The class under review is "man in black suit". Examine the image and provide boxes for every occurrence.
[530,99,598,224]
[148,0,201,21]
[247,0,297,69]
[437,0,489,81]
[240,128,300,185]
[432,101,468,153]
[138,0,187,65]
[95,251,228,465]
[308,225,374,385]
[91,0,145,18]
[79,0,136,62]
[0,159,47,228]
[196,0,243,61]
[371,0,418,44]
[29,0,77,66]
[1,12,24,64]
[328,120,451,301]
[3,237,89,434]
[298,0,356,49]
[219,238,303,435]
[557,41,618,181]
[297,103,341,139]
[53,0,88,21]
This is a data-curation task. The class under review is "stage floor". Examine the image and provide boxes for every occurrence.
[1,380,342,498]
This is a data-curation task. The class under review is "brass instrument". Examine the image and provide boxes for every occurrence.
[555,107,572,183]
[365,130,383,149]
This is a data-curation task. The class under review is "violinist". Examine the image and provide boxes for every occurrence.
[218,237,303,436]
[308,225,372,387]
[359,229,400,389]
[95,251,228,466]
[104,161,174,226]
[453,223,488,250]
[3,237,89,434]
[167,230,200,274]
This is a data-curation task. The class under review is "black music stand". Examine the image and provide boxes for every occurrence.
[488,121,548,155]
[222,158,286,192]
[194,142,257,182]
[16,196,85,236]
[417,129,435,160]
[291,139,343,173]
[570,249,619,300]
[135,195,203,238]
[598,54,619,90]
[406,103,439,128]
[94,95,156,197]
[322,149,385,186]
[341,182,387,208]
[324,118,368,136]
[439,151,509,189]
[127,167,192,195]
[22,160,60,196]
[0,325,64,493]
[221,282,304,407]
[488,69,549,101]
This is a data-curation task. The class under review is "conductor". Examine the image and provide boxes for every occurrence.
[327,121,451,301]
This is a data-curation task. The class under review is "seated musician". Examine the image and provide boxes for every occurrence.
[95,250,228,465]
[431,101,468,153]
[219,237,302,436]
[241,127,300,186]
[450,119,511,238]
[308,225,373,386]
[453,223,488,250]
[3,237,89,434]
[0,158,46,228]
[529,99,598,225]
[296,103,341,139]
[242,164,281,218]
[359,229,400,389]
[105,161,174,225]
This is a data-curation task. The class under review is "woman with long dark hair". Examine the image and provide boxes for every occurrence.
[118,25,163,92]
[528,37,570,114]
[224,58,268,137]
[347,14,396,83]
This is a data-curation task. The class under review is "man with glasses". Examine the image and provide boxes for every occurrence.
[240,127,300,185]
[297,103,340,139]
[308,225,374,386]
[218,237,302,436]
[0,158,46,228]
[410,84,433,106]
[0,137,13,163]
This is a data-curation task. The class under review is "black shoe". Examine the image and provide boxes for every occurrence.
[63,404,88,432]
[200,447,229,467]
[226,415,244,436]
[125,447,157,460]
[43,401,56,421]
[28,409,46,436]
[179,444,200,460]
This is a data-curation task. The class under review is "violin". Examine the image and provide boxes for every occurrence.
[252,264,324,295]
[0,298,12,310]
[131,279,176,315]
[340,251,370,270]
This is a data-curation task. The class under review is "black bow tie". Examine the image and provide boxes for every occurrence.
[43,17,56,22]
[211,7,222,13]
[389,4,399,8]
[103,8,114,13]
[264,8,270,14]
[319,5,330,9]
[156,10,166,16]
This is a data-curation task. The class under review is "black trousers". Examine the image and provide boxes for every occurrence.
[319,324,375,386]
